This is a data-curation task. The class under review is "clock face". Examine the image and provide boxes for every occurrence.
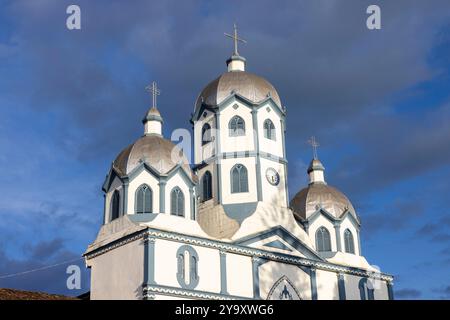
[266,168,280,186]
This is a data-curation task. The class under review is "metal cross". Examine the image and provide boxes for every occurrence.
[224,23,247,56]
[145,81,160,108]
[308,136,320,160]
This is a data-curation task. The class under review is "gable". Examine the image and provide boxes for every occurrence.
[234,226,323,261]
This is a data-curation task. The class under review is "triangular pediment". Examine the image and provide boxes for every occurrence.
[234,226,323,261]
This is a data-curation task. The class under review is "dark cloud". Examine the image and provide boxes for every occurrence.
[361,199,425,235]
[414,215,450,243]
[0,243,89,296]
[395,288,422,299]
[433,285,450,299]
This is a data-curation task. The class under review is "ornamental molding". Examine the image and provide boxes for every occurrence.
[84,228,393,282]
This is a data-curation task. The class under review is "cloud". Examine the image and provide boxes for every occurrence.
[395,288,422,299]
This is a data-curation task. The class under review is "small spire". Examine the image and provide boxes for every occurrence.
[224,23,247,72]
[224,23,247,56]
[307,136,326,184]
[143,81,163,135]
[308,136,320,160]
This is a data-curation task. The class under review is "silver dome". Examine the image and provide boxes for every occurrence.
[290,183,357,221]
[113,135,194,179]
[195,71,281,111]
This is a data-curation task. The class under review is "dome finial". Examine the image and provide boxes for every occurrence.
[307,136,326,184]
[308,136,320,160]
[224,23,247,72]
[143,81,163,135]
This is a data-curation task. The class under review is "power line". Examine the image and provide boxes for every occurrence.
[0,257,83,280]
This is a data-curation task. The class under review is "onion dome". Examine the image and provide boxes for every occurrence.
[112,135,193,179]
[290,158,357,221]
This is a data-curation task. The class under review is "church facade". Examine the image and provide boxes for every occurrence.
[84,36,394,300]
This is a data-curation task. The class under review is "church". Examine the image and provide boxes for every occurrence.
[83,27,394,300]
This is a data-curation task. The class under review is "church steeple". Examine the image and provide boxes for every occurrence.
[143,81,163,136]
[307,136,326,184]
[224,24,247,72]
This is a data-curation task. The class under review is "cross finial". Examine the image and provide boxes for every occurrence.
[224,23,247,56]
[145,81,160,109]
[308,136,320,160]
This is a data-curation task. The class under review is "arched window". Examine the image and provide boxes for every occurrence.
[170,187,185,217]
[228,116,245,136]
[111,190,120,221]
[202,171,212,201]
[263,119,276,140]
[135,184,152,214]
[231,164,248,193]
[344,229,355,254]
[359,278,375,300]
[201,123,212,145]
[315,227,331,252]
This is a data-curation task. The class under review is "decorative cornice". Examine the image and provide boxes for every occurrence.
[84,227,393,282]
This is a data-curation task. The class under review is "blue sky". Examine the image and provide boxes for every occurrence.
[0,0,449,299]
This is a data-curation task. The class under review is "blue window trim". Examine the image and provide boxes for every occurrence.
[135,184,153,214]
[263,119,276,140]
[315,227,332,252]
[228,115,245,137]
[230,163,249,193]
[170,187,185,217]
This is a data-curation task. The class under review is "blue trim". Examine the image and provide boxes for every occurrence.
[143,283,251,300]
[251,109,262,201]
[176,245,200,290]
[220,251,228,295]
[359,278,374,300]
[251,257,268,299]
[159,178,166,213]
[338,273,346,300]
[310,268,318,300]
[143,236,156,286]
[387,282,394,300]
[235,226,324,261]
[222,202,258,224]
[264,240,293,252]
[215,112,222,204]
[189,188,195,220]
[334,222,342,252]
[122,178,129,215]
[84,227,394,282]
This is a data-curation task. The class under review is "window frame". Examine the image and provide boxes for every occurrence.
[230,163,249,193]
[170,187,185,217]
[135,184,153,214]
[228,116,245,137]
[263,119,276,140]
[315,226,332,252]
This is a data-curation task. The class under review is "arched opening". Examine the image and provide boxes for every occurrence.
[170,187,185,217]
[344,229,355,254]
[135,184,152,214]
[111,190,120,221]
[201,123,212,145]
[263,119,276,140]
[315,227,331,252]
[202,171,212,201]
[228,116,245,136]
[231,164,248,193]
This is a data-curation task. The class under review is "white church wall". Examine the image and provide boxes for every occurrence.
[316,269,339,300]
[154,239,221,293]
[219,102,255,154]
[260,158,287,207]
[127,170,160,214]
[225,253,253,298]
[256,103,284,158]
[308,215,337,252]
[165,172,192,218]
[258,261,312,300]
[373,280,389,300]
[339,217,360,255]
[89,240,144,300]
[220,157,258,205]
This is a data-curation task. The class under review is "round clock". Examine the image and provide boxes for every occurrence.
[266,168,280,186]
